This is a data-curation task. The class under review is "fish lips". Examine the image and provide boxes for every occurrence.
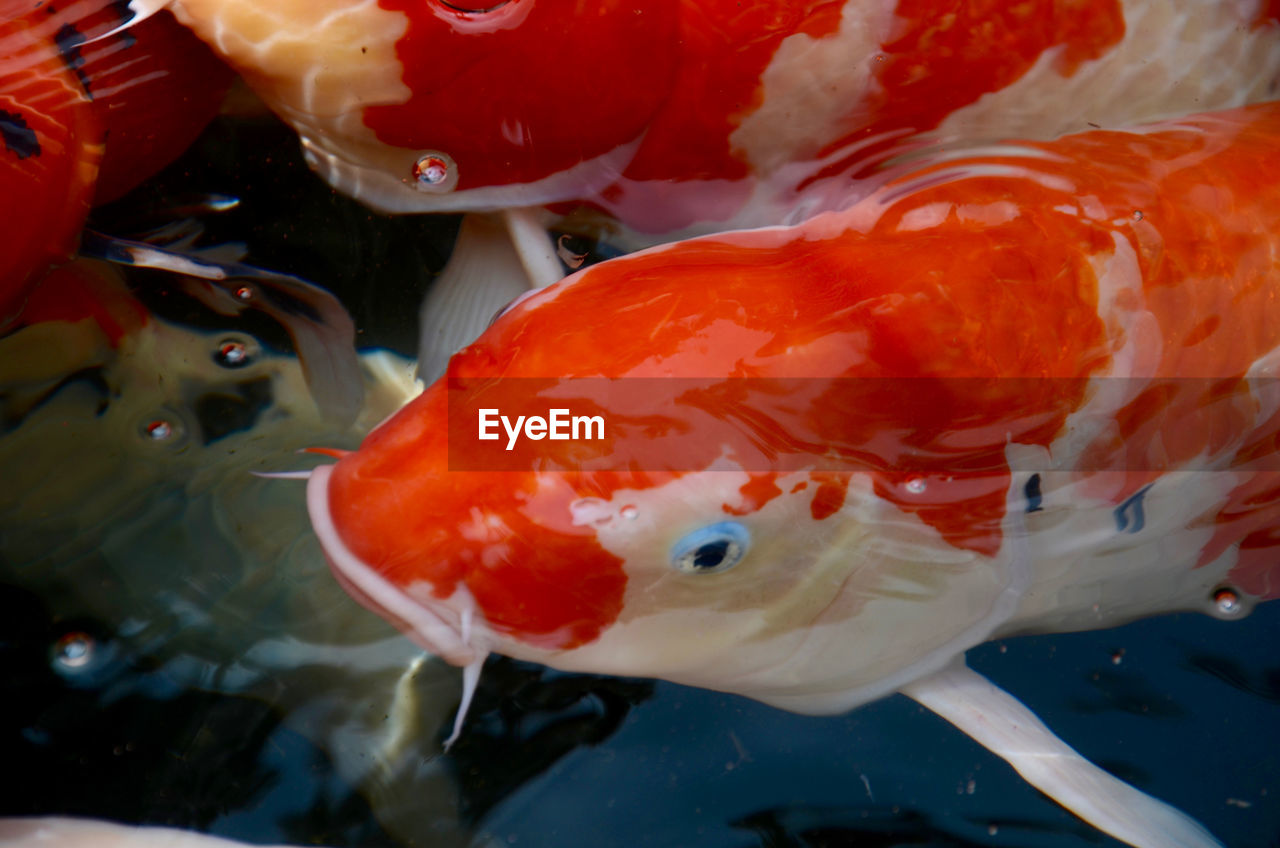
[306,463,481,666]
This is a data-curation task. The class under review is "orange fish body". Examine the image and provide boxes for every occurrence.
[0,0,233,324]
[307,102,1280,848]
[0,4,100,324]
[167,0,1280,234]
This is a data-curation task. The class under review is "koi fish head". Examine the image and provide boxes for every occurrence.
[308,429,1024,712]
[306,200,1111,709]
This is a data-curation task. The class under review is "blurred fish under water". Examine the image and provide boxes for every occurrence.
[0,118,656,848]
[1,5,1280,848]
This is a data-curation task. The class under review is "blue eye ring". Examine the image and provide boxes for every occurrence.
[670,521,750,575]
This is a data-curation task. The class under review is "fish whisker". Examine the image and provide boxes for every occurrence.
[250,470,314,480]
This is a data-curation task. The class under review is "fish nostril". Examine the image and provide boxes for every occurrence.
[212,337,254,368]
[411,151,458,193]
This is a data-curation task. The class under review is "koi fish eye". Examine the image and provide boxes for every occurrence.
[670,522,750,575]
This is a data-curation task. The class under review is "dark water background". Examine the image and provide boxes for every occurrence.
[1,112,1277,848]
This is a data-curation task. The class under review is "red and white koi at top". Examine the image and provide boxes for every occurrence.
[304,102,1280,848]
[163,0,1280,234]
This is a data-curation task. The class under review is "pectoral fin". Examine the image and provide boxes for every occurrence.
[900,663,1223,848]
[416,214,535,384]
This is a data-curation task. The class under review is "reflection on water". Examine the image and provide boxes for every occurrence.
[1,113,1277,848]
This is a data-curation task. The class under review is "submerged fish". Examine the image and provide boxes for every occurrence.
[0,258,478,846]
[164,0,1280,235]
[304,102,1280,848]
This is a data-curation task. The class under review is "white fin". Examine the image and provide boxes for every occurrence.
[502,206,565,289]
[417,214,537,383]
[82,230,364,426]
[900,663,1223,848]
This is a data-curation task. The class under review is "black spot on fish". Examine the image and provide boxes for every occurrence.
[0,111,41,159]
[54,22,91,95]
[1114,484,1152,533]
[1024,473,1043,513]
[192,376,273,444]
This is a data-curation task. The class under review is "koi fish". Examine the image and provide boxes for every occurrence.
[0,0,233,321]
[0,260,479,846]
[304,101,1280,848]
[164,0,1280,236]
[163,0,1280,367]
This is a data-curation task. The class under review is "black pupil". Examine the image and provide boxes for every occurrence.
[693,540,731,570]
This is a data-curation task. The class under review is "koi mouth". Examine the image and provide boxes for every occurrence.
[438,0,512,12]
[305,464,488,748]
[305,464,482,667]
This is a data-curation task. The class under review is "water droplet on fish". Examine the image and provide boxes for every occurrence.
[1132,209,1143,221]
[53,632,94,669]
[412,152,457,191]
[620,505,638,520]
[234,285,254,301]
[904,477,927,494]
[145,419,173,440]
[214,338,250,367]
[1213,586,1243,616]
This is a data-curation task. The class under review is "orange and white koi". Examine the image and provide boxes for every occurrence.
[164,0,1280,235]
[304,102,1280,848]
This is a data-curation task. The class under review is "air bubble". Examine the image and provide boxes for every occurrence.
[1132,209,1144,221]
[214,339,250,367]
[904,477,927,495]
[620,505,638,520]
[234,285,253,301]
[145,419,173,440]
[53,632,94,669]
